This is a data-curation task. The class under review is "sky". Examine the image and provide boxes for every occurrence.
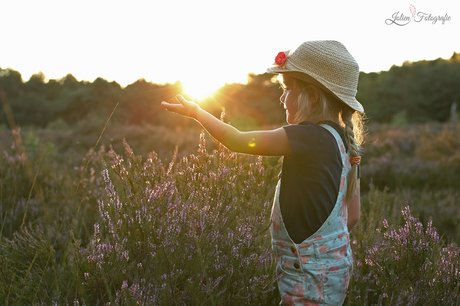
[0,0,458,98]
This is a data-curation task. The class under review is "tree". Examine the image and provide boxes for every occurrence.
[0,68,24,98]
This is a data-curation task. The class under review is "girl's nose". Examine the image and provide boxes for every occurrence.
[280,92,286,104]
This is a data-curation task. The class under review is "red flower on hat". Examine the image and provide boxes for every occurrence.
[274,51,288,67]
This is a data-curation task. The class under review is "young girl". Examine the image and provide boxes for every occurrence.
[161,40,364,305]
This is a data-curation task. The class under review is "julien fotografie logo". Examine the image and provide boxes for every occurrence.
[386,4,451,26]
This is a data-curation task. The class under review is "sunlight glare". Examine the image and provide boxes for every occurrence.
[181,76,223,102]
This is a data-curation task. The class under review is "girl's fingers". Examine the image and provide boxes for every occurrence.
[161,95,188,110]
[161,101,183,113]
[161,95,198,117]
[160,101,171,109]
[175,94,193,108]
[175,94,187,104]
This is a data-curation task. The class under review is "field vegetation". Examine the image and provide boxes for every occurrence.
[1,54,460,305]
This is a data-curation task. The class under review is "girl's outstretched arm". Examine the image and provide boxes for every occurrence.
[161,95,291,156]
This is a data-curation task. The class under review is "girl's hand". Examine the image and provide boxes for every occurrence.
[161,94,200,119]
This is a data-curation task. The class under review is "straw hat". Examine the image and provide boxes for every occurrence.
[267,40,364,113]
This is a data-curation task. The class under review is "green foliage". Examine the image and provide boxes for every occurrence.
[391,109,408,126]
[0,68,23,98]
[0,224,57,305]
[1,122,460,304]
[362,123,460,192]
[122,79,182,126]
[357,54,460,123]
[360,123,460,244]
[2,55,460,129]
[24,131,57,160]
[2,56,460,304]
[46,117,71,131]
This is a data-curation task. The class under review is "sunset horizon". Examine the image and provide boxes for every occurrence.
[1,1,458,90]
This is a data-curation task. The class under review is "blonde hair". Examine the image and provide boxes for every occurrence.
[282,75,365,202]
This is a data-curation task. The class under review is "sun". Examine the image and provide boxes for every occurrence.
[181,76,223,102]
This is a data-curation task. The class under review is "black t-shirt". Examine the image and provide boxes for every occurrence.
[280,121,347,244]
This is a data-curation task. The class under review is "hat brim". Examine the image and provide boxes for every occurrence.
[267,65,364,113]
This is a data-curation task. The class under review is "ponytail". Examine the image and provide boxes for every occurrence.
[341,107,365,202]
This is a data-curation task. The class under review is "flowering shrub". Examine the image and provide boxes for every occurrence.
[347,187,460,305]
[362,123,460,191]
[0,224,58,305]
[361,123,460,244]
[75,133,280,305]
[1,123,460,305]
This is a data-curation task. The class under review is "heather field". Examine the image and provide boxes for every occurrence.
[1,122,460,305]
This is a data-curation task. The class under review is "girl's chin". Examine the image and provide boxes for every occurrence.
[286,114,297,125]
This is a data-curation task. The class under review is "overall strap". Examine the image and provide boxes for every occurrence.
[319,123,349,170]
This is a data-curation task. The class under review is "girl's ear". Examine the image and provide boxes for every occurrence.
[307,85,320,105]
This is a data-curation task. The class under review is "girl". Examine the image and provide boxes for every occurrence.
[161,40,364,305]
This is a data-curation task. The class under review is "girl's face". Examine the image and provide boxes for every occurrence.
[280,76,301,124]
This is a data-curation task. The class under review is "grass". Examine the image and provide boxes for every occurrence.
[1,120,459,305]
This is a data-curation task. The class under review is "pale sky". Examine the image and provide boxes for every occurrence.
[0,0,458,97]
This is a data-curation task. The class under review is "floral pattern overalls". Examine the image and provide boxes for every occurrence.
[270,124,353,306]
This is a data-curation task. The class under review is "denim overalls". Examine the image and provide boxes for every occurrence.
[270,124,353,306]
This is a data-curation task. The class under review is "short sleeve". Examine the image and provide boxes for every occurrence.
[282,122,322,157]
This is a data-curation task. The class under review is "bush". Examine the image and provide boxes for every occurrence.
[1,123,460,305]
[0,224,58,305]
[361,123,460,191]
[73,134,280,305]
[347,188,460,305]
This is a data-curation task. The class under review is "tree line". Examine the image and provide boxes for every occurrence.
[1,52,459,129]
[357,52,460,123]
